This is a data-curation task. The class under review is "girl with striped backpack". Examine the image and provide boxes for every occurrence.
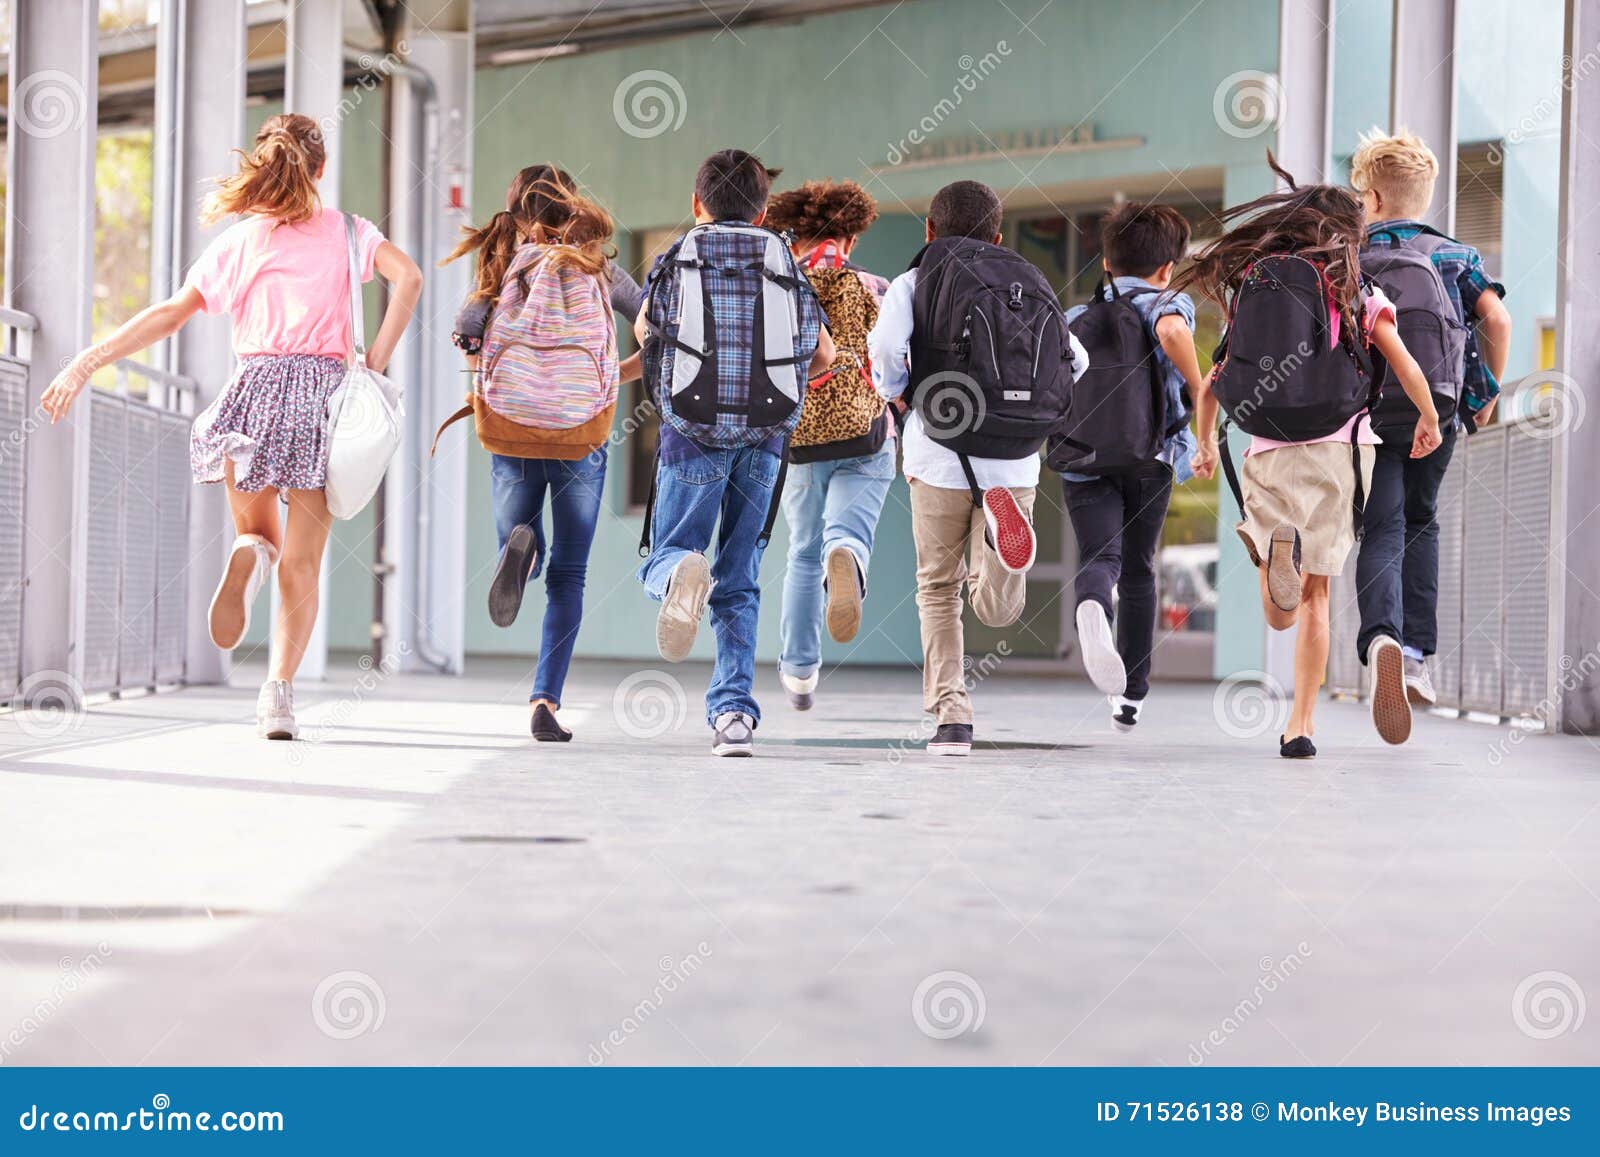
[441,165,642,742]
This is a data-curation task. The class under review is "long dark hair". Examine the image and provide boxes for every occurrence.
[442,164,615,302]
[1174,152,1365,327]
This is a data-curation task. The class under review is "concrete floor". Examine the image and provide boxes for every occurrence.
[1,657,1597,1066]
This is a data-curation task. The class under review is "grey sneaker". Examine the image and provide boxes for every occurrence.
[1404,656,1437,706]
[1366,635,1411,745]
[780,670,817,711]
[256,679,297,740]
[712,711,755,757]
[656,553,713,662]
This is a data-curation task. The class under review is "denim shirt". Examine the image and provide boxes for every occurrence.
[1061,276,1197,484]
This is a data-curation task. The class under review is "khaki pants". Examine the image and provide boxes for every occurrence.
[909,479,1034,724]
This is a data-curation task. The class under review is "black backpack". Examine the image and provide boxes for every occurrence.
[906,236,1080,503]
[1210,254,1375,441]
[1360,226,1466,439]
[1046,279,1187,474]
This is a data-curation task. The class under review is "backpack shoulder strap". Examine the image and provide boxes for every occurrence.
[429,399,475,458]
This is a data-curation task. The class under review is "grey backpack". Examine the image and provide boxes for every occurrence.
[1359,227,1467,437]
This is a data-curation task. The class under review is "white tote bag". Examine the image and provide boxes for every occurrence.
[323,212,403,520]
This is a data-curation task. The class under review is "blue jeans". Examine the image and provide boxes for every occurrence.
[638,446,780,725]
[491,447,607,706]
[777,441,896,679]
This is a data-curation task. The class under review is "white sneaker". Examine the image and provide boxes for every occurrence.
[256,679,297,740]
[712,711,755,756]
[1075,600,1127,696]
[1110,696,1142,733]
[780,670,818,711]
[1404,655,1438,706]
[209,534,276,651]
[656,553,713,663]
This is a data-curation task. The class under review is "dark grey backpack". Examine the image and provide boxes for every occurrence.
[1359,227,1467,437]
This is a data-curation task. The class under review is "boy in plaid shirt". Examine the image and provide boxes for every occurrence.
[633,149,834,756]
[1352,129,1513,709]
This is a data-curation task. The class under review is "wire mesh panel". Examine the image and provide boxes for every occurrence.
[0,357,27,701]
[154,410,190,683]
[1432,445,1467,710]
[1501,424,1555,717]
[82,396,129,694]
[1326,566,1363,696]
[119,406,162,690]
[1459,427,1507,715]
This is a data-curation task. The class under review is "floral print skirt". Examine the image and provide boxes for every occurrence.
[191,354,346,498]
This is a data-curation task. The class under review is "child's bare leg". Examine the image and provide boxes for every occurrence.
[271,489,333,683]
[1285,574,1329,740]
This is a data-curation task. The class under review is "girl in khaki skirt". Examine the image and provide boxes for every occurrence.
[1183,164,1441,759]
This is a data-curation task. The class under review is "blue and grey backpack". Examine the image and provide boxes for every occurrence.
[641,221,822,448]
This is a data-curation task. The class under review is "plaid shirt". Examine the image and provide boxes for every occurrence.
[1364,220,1506,415]
[645,225,823,457]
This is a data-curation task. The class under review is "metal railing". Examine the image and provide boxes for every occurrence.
[79,360,198,695]
[1327,390,1561,725]
[0,309,40,703]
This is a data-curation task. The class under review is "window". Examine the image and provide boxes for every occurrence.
[623,228,682,510]
[1455,142,1504,270]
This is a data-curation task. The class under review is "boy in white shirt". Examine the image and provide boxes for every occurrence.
[869,180,1088,755]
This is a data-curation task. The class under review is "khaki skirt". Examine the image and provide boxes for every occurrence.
[1235,441,1376,576]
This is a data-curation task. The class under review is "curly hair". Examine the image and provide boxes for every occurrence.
[763,179,880,242]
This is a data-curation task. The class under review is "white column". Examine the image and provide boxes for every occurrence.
[1390,0,1458,233]
[5,0,99,701]
[1552,0,1600,733]
[386,0,472,675]
[1276,0,1335,184]
[158,0,247,686]
[280,0,346,681]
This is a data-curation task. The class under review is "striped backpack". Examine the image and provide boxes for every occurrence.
[434,244,619,460]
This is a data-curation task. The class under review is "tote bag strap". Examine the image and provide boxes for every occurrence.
[343,211,366,362]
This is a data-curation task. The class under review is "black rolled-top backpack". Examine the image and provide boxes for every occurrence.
[906,236,1080,504]
[1209,253,1378,536]
[1046,278,1188,474]
[1359,226,1467,441]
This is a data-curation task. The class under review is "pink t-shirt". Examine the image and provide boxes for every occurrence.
[184,208,385,358]
[1245,285,1394,456]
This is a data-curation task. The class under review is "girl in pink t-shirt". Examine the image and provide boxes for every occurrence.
[1180,160,1441,760]
[44,113,423,740]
